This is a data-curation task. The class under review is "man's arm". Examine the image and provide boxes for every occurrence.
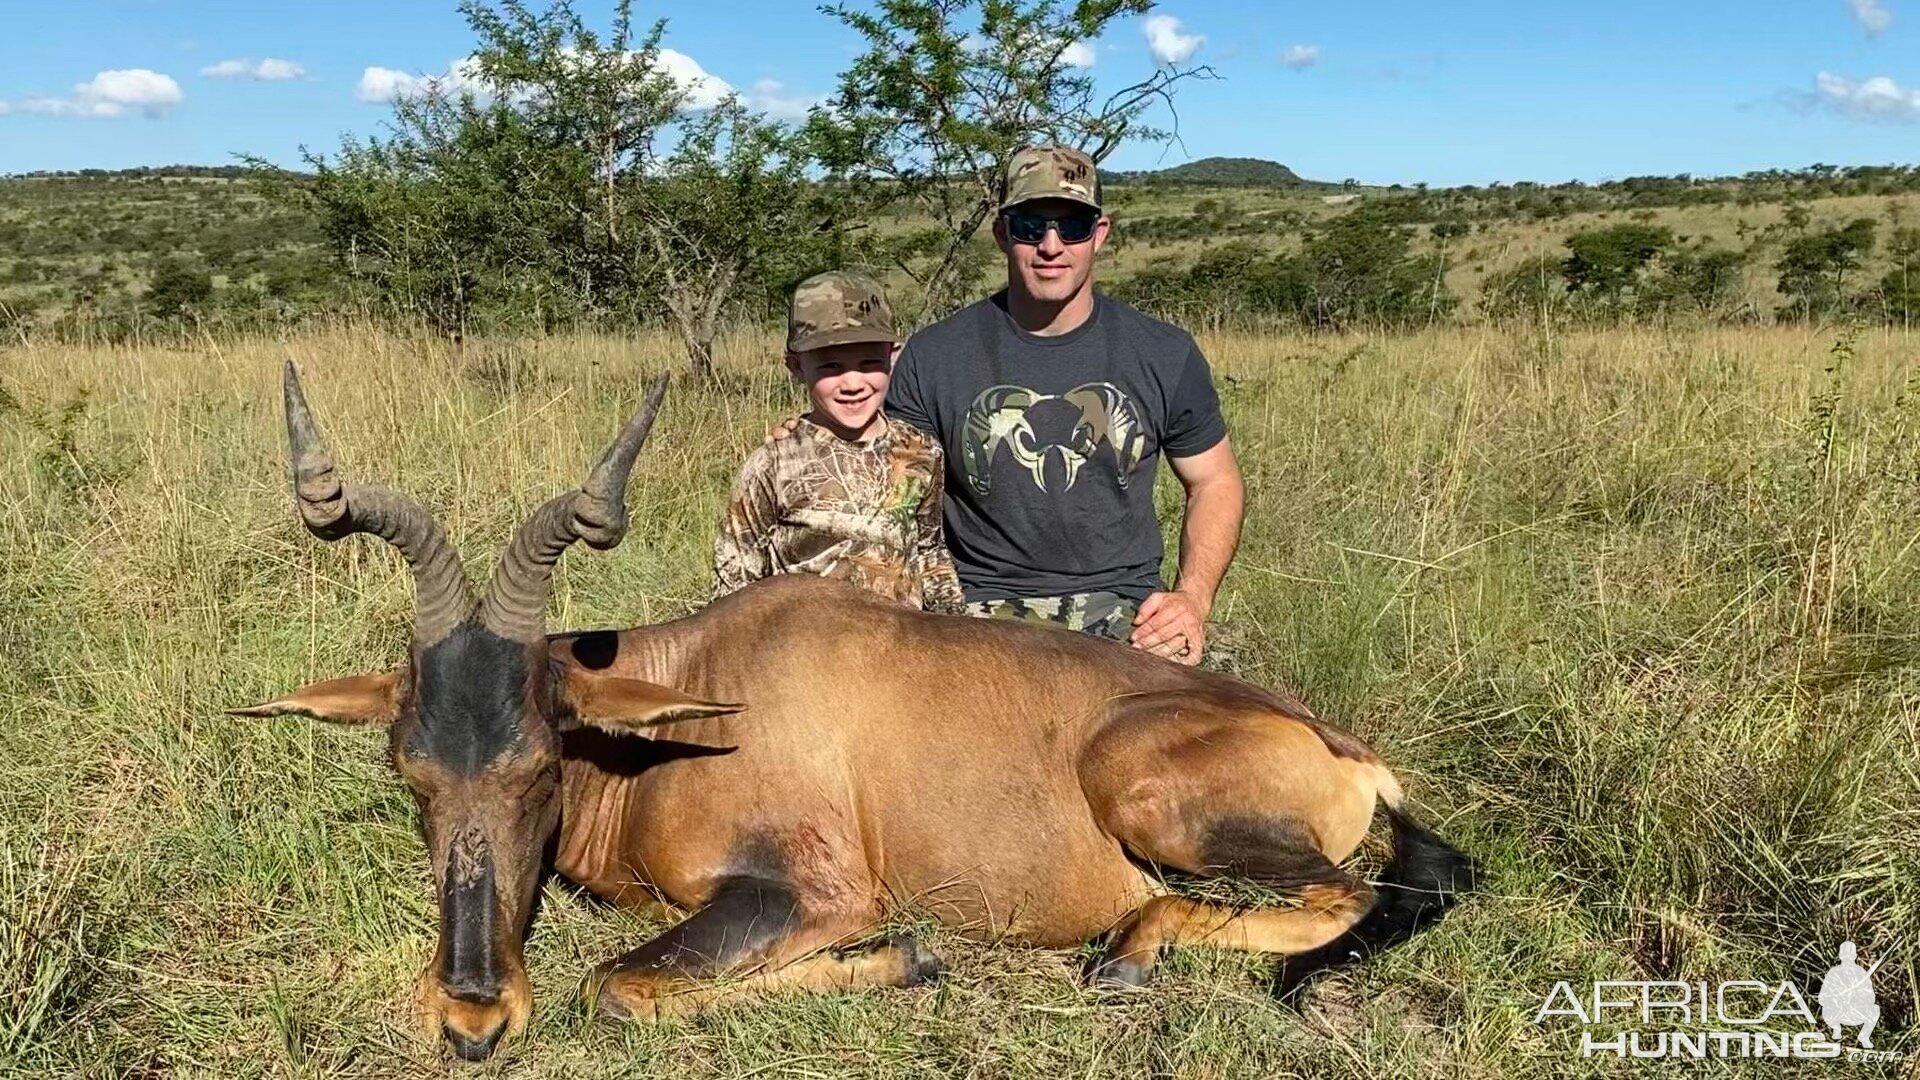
[1130,438,1245,664]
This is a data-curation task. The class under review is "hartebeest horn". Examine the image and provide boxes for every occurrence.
[281,361,476,645]
[478,374,670,643]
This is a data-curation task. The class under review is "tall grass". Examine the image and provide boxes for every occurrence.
[1,321,1915,1076]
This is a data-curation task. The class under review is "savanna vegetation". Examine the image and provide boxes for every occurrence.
[3,0,1918,1075]
[7,160,1920,346]
[3,323,1916,1076]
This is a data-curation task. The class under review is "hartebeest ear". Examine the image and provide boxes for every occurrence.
[227,670,403,726]
[559,670,744,735]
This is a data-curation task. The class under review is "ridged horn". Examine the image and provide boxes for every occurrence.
[281,361,475,645]
[478,373,670,642]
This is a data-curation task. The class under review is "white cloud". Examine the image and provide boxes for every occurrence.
[745,79,825,121]
[357,48,825,122]
[1814,71,1920,120]
[1848,0,1893,36]
[360,50,736,112]
[655,48,732,110]
[1282,44,1320,70]
[961,33,1096,69]
[355,66,417,103]
[1143,14,1204,65]
[356,57,489,103]
[202,58,306,81]
[3,68,184,118]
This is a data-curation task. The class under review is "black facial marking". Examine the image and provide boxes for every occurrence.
[411,623,532,773]
[567,630,620,670]
[439,836,501,1002]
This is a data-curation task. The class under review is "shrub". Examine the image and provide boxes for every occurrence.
[1775,218,1876,322]
[143,258,214,321]
[1479,254,1567,323]
[1562,224,1674,300]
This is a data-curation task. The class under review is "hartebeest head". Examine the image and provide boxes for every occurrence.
[236,364,736,1060]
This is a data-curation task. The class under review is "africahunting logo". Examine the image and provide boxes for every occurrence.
[1533,941,1903,1063]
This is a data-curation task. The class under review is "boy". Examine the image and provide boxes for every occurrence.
[712,271,966,614]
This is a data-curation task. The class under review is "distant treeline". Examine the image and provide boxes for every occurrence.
[2,165,268,182]
[5,155,1919,344]
[12,160,1919,207]
[1112,202,1919,330]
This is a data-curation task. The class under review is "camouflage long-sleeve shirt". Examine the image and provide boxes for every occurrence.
[712,417,967,613]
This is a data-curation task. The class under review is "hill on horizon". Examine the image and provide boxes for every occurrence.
[1111,157,1320,188]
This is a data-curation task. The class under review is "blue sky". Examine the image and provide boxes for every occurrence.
[0,0,1913,186]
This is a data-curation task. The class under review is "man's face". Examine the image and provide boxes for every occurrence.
[995,197,1110,306]
[787,340,899,436]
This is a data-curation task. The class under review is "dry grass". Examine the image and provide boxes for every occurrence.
[2,321,1917,1076]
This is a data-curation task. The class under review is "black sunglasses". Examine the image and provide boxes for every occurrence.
[1002,207,1100,245]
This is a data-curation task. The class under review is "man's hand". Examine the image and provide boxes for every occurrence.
[1139,439,1243,667]
[1130,590,1208,665]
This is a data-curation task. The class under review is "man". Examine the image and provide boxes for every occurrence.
[885,145,1245,664]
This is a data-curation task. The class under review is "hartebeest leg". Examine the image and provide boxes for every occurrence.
[1089,844,1374,987]
[586,877,942,1021]
[1080,695,1401,989]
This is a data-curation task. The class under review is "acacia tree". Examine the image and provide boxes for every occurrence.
[269,0,839,376]
[809,0,1215,320]
[1776,218,1877,322]
[638,100,842,379]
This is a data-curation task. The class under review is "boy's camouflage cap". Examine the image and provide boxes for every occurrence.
[787,271,899,353]
[999,145,1102,212]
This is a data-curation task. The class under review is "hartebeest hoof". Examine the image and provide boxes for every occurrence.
[584,967,675,1023]
[880,933,946,987]
[1085,946,1157,989]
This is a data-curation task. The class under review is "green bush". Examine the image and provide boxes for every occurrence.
[1479,254,1566,323]
[143,259,213,321]
[1562,223,1673,300]
[1775,218,1876,322]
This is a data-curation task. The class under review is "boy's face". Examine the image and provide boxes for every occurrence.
[787,340,900,436]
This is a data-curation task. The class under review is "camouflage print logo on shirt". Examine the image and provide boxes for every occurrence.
[960,382,1148,495]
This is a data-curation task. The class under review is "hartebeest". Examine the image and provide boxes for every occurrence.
[237,364,1473,1061]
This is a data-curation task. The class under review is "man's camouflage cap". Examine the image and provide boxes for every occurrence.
[787,270,899,353]
[999,144,1102,212]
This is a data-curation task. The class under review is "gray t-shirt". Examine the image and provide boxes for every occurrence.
[885,291,1227,602]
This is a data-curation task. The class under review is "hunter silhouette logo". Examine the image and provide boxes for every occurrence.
[1818,941,1881,1048]
[960,383,1147,495]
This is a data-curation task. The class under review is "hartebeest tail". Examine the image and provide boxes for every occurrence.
[1272,804,1477,998]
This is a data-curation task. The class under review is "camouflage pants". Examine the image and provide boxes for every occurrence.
[964,591,1140,643]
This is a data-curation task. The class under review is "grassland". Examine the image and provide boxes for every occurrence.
[2,322,1918,1076]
